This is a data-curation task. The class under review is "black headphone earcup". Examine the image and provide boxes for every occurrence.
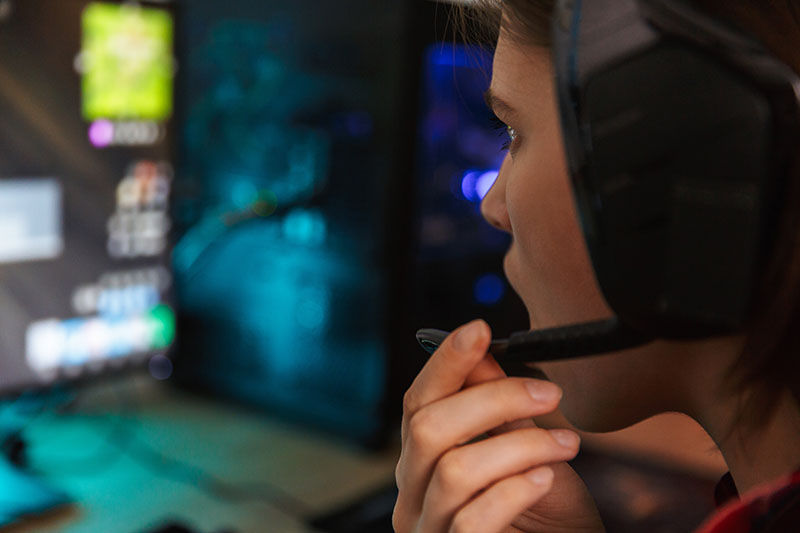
[583,43,772,334]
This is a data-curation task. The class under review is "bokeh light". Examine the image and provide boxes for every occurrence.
[460,169,499,202]
[474,273,505,305]
[88,119,114,147]
[148,353,173,380]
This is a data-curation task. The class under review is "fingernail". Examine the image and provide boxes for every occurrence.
[453,320,483,352]
[526,466,553,485]
[549,429,580,449]
[524,380,561,403]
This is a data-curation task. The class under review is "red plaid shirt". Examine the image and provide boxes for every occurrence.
[695,469,800,532]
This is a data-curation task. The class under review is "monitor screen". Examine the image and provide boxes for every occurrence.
[412,42,528,334]
[0,0,177,394]
[169,0,413,443]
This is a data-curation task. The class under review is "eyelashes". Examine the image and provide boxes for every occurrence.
[488,112,517,152]
[488,112,506,131]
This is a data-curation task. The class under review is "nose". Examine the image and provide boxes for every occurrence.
[480,155,512,233]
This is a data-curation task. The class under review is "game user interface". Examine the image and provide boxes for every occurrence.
[0,0,177,393]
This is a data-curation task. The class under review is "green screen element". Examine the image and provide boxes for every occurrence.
[148,304,175,349]
[81,2,173,120]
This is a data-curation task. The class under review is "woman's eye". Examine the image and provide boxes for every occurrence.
[502,126,518,151]
[488,113,519,153]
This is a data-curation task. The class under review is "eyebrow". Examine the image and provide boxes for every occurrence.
[483,88,519,120]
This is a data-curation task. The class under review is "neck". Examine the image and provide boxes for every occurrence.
[675,336,800,495]
[698,387,800,495]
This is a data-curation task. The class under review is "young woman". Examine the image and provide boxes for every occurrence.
[393,1,800,531]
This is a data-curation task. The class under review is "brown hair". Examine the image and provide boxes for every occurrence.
[461,0,800,437]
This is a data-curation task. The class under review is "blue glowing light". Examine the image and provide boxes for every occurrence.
[61,318,86,366]
[474,274,505,305]
[429,45,476,68]
[296,286,330,331]
[231,180,258,209]
[460,170,479,201]
[96,284,160,317]
[475,170,498,200]
[461,169,499,202]
[283,208,327,246]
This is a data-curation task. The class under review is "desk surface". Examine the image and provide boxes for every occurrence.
[1,375,728,533]
[2,377,400,533]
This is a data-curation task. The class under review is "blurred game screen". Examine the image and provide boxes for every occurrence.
[81,1,173,120]
[0,0,177,394]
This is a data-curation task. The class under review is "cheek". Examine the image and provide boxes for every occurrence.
[504,145,611,328]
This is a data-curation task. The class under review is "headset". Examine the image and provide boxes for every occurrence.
[417,0,800,375]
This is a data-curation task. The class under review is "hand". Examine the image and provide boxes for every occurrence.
[393,319,605,533]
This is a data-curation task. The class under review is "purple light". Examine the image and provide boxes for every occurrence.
[460,170,480,201]
[461,169,499,202]
[88,120,114,148]
[475,171,499,200]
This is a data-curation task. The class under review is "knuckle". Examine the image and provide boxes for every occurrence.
[392,494,418,533]
[435,451,467,492]
[394,459,404,490]
[402,387,419,415]
[407,409,439,449]
[449,511,475,533]
[391,502,407,533]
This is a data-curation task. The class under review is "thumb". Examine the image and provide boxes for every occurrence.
[463,352,506,387]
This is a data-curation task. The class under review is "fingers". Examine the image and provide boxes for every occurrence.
[448,466,555,533]
[395,319,566,533]
[463,352,506,387]
[402,320,490,439]
[408,377,561,450]
[418,427,579,531]
[462,353,538,435]
[405,319,491,411]
[397,377,562,516]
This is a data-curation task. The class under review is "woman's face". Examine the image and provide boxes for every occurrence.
[481,28,699,432]
[481,30,609,334]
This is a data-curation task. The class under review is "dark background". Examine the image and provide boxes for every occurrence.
[169,0,526,447]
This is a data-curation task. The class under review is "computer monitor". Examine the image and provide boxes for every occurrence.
[0,0,177,395]
[411,1,528,338]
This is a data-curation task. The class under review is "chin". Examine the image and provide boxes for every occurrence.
[502,249,517,291]
[502,251,538,325]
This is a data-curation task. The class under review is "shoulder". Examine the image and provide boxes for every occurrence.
[695,469,800,533]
